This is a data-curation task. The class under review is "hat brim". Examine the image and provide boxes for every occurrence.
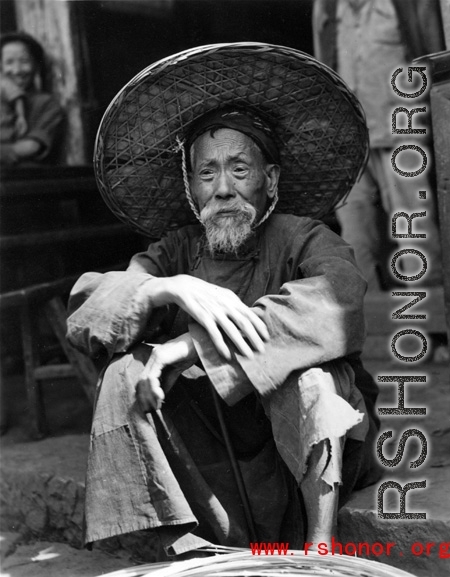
[95,42,369,238]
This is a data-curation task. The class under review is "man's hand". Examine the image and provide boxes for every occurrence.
[136,332,199,412]
[158,275,269,360]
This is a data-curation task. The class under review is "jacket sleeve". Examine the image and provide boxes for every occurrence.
[190,222,367,405]
[66,233,182,358]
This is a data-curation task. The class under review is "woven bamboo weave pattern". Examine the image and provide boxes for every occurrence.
[101,547,417,577]
[95,43,369,238]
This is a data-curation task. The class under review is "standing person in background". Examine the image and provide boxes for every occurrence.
[313,0,445,291]
[0,31,64,166]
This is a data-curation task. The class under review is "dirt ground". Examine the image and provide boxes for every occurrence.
[1,354,449,577]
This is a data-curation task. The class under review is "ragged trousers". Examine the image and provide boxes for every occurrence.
[84,344,379,556]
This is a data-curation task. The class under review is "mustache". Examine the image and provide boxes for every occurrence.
[200,200,257,223]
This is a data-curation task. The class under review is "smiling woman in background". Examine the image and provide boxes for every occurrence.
[0,31,64,166]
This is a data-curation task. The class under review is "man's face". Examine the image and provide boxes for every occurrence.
[189,128,279,253]
[1,41,37,91]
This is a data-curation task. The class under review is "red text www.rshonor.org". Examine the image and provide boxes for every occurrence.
[250,543,290,555]
[250,540,450,558]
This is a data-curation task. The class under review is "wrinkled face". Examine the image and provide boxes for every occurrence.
[190,128,276,217]
[1,41,37,91]
[189,128,279,254]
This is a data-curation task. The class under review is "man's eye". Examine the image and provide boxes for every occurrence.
[233,165,248,175]
[199,170,214,179]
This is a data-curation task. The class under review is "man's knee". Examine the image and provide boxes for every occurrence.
[93,344,153,429]
[103,344,153,387]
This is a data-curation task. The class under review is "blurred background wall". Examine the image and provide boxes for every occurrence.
[1,0,314,166]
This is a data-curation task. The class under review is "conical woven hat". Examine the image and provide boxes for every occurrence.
[94,42,369,238]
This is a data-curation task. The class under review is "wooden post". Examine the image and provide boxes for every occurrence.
[440,0,450,48]
[430,78,450,348]
[20,297,48,439]
[14,0,88,165]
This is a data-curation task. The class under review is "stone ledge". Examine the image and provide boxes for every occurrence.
[2,433,449,576]
[338,507,450,577]
[0,435,161,564]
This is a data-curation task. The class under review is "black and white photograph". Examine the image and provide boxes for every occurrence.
[1,1,449,576]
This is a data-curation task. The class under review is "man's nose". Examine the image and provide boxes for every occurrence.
[214,171,236,199]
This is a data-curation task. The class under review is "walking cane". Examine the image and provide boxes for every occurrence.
[152,359,259,544]
[209,383,259,543]
[151,409,236,544]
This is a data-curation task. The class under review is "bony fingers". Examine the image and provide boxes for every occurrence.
[136,378,164,412]
[149,378,165,404]
[247,310,270,341]
[137,388,155,413]
[151,390,164,411]
[204,321,232,360]
[228,312,266,353]
[219,317,255,359]
[235,338,255,359]
[212,336,233,361]
[218,309,265,355]
[229,301,269,342]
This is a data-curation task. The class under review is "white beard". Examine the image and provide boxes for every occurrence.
[200,201,257,255]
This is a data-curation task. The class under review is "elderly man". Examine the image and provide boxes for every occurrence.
[67,44,381,558]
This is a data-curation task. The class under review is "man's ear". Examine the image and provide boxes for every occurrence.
[266,164,280,199]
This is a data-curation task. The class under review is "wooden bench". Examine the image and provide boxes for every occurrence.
[0,166,147,438]
[0,275,98,439]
